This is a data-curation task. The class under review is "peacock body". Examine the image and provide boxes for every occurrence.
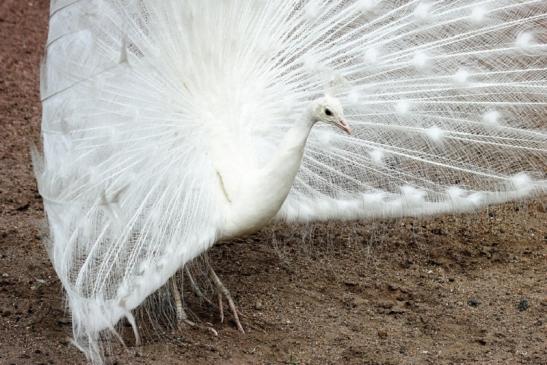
[35,0,546,362]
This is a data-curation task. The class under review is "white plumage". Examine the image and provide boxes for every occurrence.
[34,0,546,363]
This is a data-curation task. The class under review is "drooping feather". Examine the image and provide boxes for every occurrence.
[36,0,546,363]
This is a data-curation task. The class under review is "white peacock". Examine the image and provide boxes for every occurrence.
[34,0,546,363]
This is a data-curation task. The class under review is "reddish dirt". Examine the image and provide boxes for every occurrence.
[0,2,546,364]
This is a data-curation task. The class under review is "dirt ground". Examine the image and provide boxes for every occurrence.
[0,1,546,364]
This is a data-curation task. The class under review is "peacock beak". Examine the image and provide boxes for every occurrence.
[336,119,352,134]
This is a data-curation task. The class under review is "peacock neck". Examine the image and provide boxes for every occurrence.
[264,112,315,187]
[221,110,315,238]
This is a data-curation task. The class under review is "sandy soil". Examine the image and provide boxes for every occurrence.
[0,1,546,364]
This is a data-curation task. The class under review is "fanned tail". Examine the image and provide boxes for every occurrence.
[273,0,547,221]
[40,0,233,361]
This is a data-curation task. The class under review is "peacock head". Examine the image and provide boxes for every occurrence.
[310,95,351,134]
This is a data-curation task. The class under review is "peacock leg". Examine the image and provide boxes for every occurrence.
[204,256,245,333]
[184,266,215,307]
[169,271,196,328]
[170,270,219,336]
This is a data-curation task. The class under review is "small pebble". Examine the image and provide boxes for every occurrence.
[2,310,12,317]
[351,297,368,307]
[254,301,263,310]
[378,330,388,339]
[378,300,395,309]
[467,298,480,307]
[517,299,529,312]
[56,318,71,326]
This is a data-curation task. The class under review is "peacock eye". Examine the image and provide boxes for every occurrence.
[325,108,333,116]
